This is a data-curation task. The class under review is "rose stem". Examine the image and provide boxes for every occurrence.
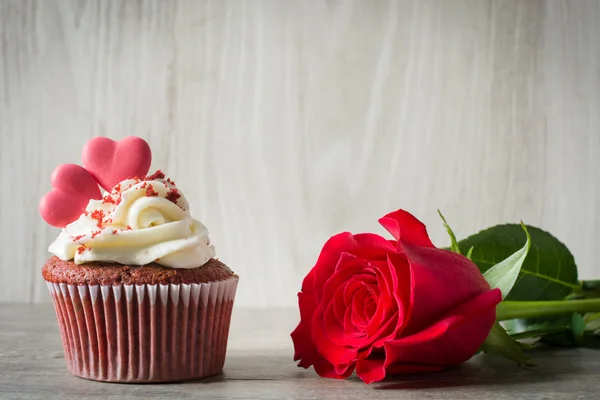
[496,299,600,321]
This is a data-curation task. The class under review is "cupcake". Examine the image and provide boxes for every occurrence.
[39,136,238,382]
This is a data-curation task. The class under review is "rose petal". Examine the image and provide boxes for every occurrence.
[293,316,351,380]
[292,292,319,362]
[292,292,351,380]
[378,209,434,248]
[365,311,399,347]
[400,247,493,336]
[292,322,317,367]
[325,290,346,332]
[322,253,366,304]
[312,233,395,302]
[351,287,374,327]
[352,233,397,260]
[340,303,373,349]
[312,304,358,366]
[313,356,354,379]
[363,297,377,319]
[312,233,355,302]
[365,261,395,336]
[333,362,355,377]
[343,306,358,338]
[343,277,375,305]
[334,284,351,322]
[380,253,412,341]
[383,289,501,367]
[326,291,368,348]
[300,267,317,297]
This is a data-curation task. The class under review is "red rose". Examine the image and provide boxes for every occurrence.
[291,209,501,383]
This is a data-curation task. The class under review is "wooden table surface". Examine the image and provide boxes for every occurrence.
[1,305,598,400]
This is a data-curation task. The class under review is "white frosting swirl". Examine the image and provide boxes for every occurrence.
[49,176,216,269]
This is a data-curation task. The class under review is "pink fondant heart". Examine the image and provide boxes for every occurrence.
[39,164,102,228]
[82,136,152,191]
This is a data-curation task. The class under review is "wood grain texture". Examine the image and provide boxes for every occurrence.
[1,0,599,306]
[1,305,599,399]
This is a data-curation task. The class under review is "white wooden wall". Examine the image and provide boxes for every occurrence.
[1,0,599,306]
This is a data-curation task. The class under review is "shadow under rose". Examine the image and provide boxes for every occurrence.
[374,346,588,390]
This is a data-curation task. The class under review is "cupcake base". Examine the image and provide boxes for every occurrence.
[46,277,238,382]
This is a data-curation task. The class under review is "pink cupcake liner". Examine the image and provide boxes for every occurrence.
[46,277,238,382]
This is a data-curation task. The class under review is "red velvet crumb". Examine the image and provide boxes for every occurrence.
[71,234,85,242]
[166,188,181,204]
[145,184,158,197]
[91,231,102,239]
[145,170,166,180]
[77,245,87,254]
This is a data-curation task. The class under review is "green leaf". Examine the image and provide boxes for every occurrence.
[481,322,535,366]
[458,224,579,302]
[509,327,566,340]
[437,210,461,254]
[585,312,600,331]
[540,313,597,347]
[482,223,531,299]
[504,316,571,336]
[505,311,600,346]
[465,246,474,260]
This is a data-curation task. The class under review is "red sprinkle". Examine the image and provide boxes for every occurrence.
[145,184,158,197]
[90,210,105,229]
[112,230,118,235]
[102,194,116,204]
[166,188,181,204]
[145,170,166,180]
[77,245,87,254]
[126,225,132,231]
[91,230,102,239]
